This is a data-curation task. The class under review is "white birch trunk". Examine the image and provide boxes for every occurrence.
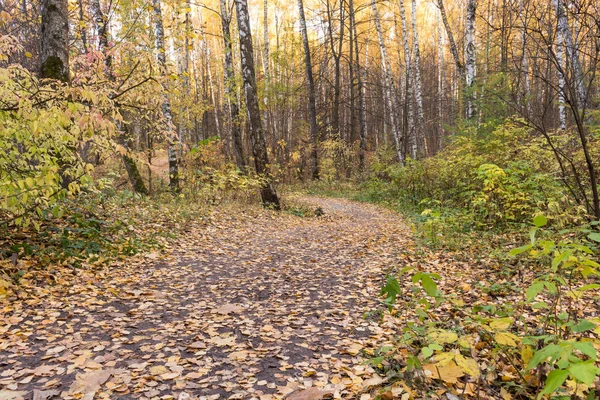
[465,0,477,120]
[437,9,444,147]
[411,0,425,156]
[553,0,567,130]
[555,0,585,109]
[371,0,404,163]
[398,0,415,159]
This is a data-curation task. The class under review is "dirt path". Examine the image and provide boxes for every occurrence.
[0,197,412,400]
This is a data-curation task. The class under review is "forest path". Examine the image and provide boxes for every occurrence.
[1,196,413,400]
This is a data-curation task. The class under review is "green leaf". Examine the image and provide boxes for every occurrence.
[552,251,570,270]
[381,276,401,310]
[587,232,600,243]
[540,369,569,396]
[510,244,532,256]
[533,215,548,227]
[526,282,545,302]
[579,284,600,291]
[572,342,597,360]
[528,344,562,370]
[421,347,434,358]
[568,361,600,385]
[421,274,437,297]
[572,320,596,333]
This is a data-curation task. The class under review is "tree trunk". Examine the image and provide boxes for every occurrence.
[555,0,585,110]
[437,9,444,149]
[90,0,112,76]
[371,0,403,163]
[398,0,415,158]
[220,0,246,170]
[349,0,367,172]
[411,0,425,156]
[465,0,477,120]
[234,0,280,209]
[77,0,88,53]
[152,0,180,190]
[297,0,319,179]
[40,0,69,82]
[437,0,466,85]
[91,0,149,195]
[554,0,567,130]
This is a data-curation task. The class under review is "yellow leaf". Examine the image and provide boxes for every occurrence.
[521,345,534,366]
[428,329,458,344]
[423,361,464,383]
[149,365,169,375]
[495,332,520,347]
[489,317,513,331]
[434,351,455,366]
[25,52,32,58]
[455,354,480,378]
[346,343,363,356]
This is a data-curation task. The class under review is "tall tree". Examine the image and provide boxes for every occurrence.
[297,0,319,179]
[220,0,245,169]
[325,0,345,139]
[554,0,567,130]
[398,0,415,158]
[411,0,425,155]
[152,0,180,190]
[40,0,69,81]
[371,0,403,162]
[91,0,149,195]
[437,0,466,85]
[465,0,477,120]
[554,0,586,110]
[349,0,367,171]
[234,0,281,209]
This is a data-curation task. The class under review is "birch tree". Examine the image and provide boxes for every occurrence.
[370,0,403,162]
[152,0,179,190]
[349,0,367,170]
[298,0,319,179]
[554,0,567,130]
[220,0,245,169]
[411,0,425,155]
[465,0,477,120]
[554,0,586,111]
[398,0,415,158]
[234,0,281,209]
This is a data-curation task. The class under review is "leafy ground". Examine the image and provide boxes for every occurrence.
[0,196,415,400]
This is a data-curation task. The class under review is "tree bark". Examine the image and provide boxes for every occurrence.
[90,0,149,195]
[437,0,466,85]
[398,0,415,158]
[220,0,246,170]
[465,0,477,120]
[40,0,69,82]
[152,0,180,190]
[555,0,585,110]
[371,0,403,163]
[349,0,367,172]
[234,0,281,209]
[411,0,425,156]
[297,0,319,179]
[553,0,567,130]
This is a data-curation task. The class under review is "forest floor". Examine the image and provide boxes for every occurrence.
[0,196,415,400]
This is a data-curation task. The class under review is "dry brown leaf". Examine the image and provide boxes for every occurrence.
[286,387,334,400]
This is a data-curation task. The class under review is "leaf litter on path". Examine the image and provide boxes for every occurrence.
[1,196,413,399]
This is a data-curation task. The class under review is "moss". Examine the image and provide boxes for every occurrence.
[41,56,68,82]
